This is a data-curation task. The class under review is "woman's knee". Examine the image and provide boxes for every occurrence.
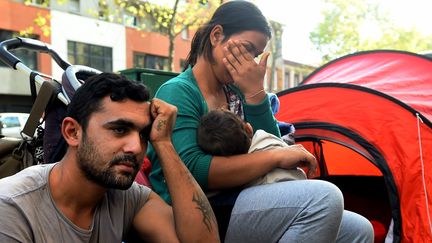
[302,180,345,224]
[227,180,346,242]
[254,180,344,220]
[319,180,344,207]
[234,180,344,212]
[338,210,374,243]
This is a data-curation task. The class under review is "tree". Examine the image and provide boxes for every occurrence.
[95,0,221,71]
[22,0,221,71]
[310,0,432,63]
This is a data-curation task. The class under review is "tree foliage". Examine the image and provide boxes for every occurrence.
[20,12,51,37]
[21,0,220,71]
[21,0,52,37]
[310,0,432,63]
[112,0,218,35]
[95,0,221,70]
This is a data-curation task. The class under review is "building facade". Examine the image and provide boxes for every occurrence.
[264,21,315,94]
[0,0,52,111]
[0,0,194,112]
[0,0,315,112]
[282,60,316,89]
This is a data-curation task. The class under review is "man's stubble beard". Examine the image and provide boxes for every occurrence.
[76,133,141,190]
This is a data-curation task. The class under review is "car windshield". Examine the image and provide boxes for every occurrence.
[0,116,21,128]
[0,113,30,138]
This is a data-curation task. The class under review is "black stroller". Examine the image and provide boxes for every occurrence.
[0,37,101,177]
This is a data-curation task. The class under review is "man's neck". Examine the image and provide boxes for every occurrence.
[49,157,106,229]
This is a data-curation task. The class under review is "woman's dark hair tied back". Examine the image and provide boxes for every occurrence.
[183,0,271,70]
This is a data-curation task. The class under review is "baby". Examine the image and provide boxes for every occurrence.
[197,110,306,187]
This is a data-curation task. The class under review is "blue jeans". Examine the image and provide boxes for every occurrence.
[225,180,374,243]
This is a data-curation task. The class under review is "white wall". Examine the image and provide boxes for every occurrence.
[50,10,126,79]
[0,68,31,95]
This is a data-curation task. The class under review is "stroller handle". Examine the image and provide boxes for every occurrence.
[0,37,71,70]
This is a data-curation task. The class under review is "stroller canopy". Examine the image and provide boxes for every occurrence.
[276,50,432,243]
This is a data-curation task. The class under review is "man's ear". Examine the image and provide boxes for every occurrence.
[210,25,224,46]
[61,117,82,147]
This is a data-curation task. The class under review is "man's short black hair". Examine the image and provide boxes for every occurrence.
[197,110,251,156]
[67,73,150,130]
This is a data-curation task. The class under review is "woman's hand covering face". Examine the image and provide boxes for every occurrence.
[222,40,269,96]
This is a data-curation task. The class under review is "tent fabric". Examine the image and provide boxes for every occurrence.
[276,50,432,243]
[301,50,432,122]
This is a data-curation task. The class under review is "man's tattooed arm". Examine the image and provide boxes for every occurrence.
[149,99,220,242]
[193,192,217,232]
[156,119,167,131]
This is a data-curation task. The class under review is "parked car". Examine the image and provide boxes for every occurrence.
[0,113,30,138]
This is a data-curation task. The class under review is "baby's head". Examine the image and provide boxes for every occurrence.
[197,110,253,156]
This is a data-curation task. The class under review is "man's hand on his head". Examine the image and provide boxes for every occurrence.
[149,98,178,143]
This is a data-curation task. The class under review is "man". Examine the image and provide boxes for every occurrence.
[0,73,220,242]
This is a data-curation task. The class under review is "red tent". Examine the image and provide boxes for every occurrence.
[276,50,432,243]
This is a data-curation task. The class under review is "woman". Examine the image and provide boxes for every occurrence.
[147,1,374,242]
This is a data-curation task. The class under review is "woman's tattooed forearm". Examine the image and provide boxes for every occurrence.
[192,192,216,232]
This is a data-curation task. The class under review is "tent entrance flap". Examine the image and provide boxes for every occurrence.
[297,138,382,176]
[294,122,385,176]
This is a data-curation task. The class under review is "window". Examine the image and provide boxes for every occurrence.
[181,26,189,40]
[124,14,138,27]
[284,71,290,89]
[134,52,168,70]
[67,41,112,72]
[27,0,49,7]
[294,73,300,86]
[0,30,38,70]
[68,0,80,12]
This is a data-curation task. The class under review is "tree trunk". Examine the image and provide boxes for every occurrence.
[168,35,175,71]
[167,0,180,71]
